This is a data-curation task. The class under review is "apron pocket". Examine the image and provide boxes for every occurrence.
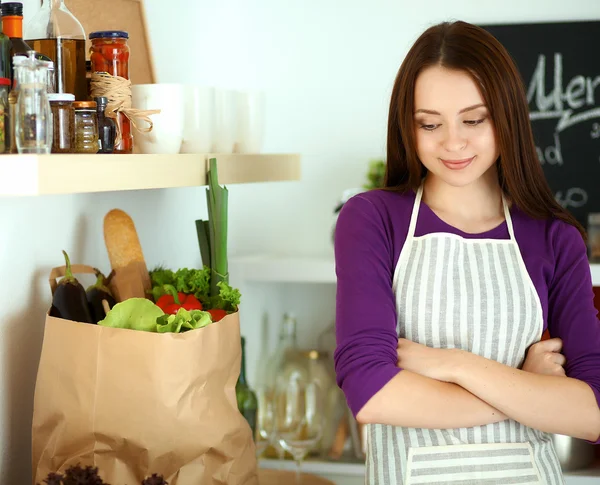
[404,442,542,485]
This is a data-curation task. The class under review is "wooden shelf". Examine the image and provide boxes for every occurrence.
[0,153,301,196]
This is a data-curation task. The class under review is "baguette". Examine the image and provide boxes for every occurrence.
[103,209,146,270]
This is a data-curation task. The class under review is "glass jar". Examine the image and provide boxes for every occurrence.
[72,100,98,153]
[48,93,74,153]
[89,30,132,154]
[284,350,344,459]
[0,77,9,153]
[15,52,52,154]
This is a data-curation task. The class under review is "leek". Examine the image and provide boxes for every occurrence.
[196,158,229,297]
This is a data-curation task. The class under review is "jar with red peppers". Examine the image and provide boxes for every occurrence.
[89,30,132,154]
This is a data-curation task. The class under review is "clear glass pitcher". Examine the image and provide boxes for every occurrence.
[15,52,52,154]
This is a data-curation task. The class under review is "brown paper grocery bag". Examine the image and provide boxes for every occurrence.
[33,267,258,485]
[109,261,153,302]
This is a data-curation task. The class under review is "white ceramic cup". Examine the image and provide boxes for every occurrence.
[131,83,185,154]
[212,88,237,153]
[235,89,265,153]
[180,85,214,154]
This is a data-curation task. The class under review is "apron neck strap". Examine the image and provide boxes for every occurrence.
[409,183,515,240]
[502,193,516,240]
[407,184,423,239]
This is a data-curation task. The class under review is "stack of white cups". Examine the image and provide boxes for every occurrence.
[130,83,266,155]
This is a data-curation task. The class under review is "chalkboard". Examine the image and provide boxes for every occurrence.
[481,21,600,230]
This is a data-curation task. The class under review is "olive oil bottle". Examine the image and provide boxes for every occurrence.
[24,0,87,100]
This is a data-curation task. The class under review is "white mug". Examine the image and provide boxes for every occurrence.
[180,85,214,154]
[131,83,185,154]
[235,89,265,154]
[212,88,237,153]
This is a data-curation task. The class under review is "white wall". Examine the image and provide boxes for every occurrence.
[3,0,599,482]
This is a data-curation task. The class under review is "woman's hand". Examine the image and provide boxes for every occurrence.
[397,337,568,384]
[522,338,566,377]
[396,338,458,382]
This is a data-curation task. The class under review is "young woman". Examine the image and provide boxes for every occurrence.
[334,20,600,484]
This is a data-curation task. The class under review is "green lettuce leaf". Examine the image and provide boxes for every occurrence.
[149,268,175,287]
[156,308,213,333]
[213,281,241,312]
[98,298,164,332]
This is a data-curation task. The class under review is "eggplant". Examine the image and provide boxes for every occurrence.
[86,268,116,323]
[49,250,94,324]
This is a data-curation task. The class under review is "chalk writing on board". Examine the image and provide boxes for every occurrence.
[555,187,588,209]
[536,132,563,165]
[527,53,600,133]
[591,123,600,139]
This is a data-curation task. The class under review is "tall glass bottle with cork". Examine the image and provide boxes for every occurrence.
[24,0,87,100]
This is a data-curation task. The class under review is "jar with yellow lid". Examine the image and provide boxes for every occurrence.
[72,100,98,153]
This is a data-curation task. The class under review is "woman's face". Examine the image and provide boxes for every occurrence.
[413,65,499,188]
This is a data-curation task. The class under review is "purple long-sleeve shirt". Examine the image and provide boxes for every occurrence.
[334,188,600,443]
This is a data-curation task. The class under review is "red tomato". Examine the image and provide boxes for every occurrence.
[207,309,227,322]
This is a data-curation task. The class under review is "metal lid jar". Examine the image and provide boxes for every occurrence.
[89,30,131,154]
[48,92,74,153]
[72,100,98,154]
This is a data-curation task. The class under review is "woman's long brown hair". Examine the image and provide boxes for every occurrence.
[385,20,585,239]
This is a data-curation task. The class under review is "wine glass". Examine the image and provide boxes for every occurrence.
[273,375,323,481]
[255,387,275,459]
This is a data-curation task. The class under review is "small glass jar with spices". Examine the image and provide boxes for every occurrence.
[89,30,132,154]
[48,93,74,153]
[72,100,99,153]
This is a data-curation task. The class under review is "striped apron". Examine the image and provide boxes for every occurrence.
[366,184,564,484]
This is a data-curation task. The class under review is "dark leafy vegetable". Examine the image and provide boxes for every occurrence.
[62,465,105,485]
[39,465,169,485]
[49,250,94,324]
[142,474,168,485]
[42,473,64,485]
[86,268,116,324]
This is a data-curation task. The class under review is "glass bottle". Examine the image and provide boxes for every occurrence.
[236,336,258,442]
[257,312,299,459]
[15,53,51,154]
[24,0,87,100]
[95,96,116,154]
[0,77,10,153]
[72,100,98,153]
[0,14,10,81]
[1,3,32,58]
[8,55,24,153]
[89,31,132,154]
